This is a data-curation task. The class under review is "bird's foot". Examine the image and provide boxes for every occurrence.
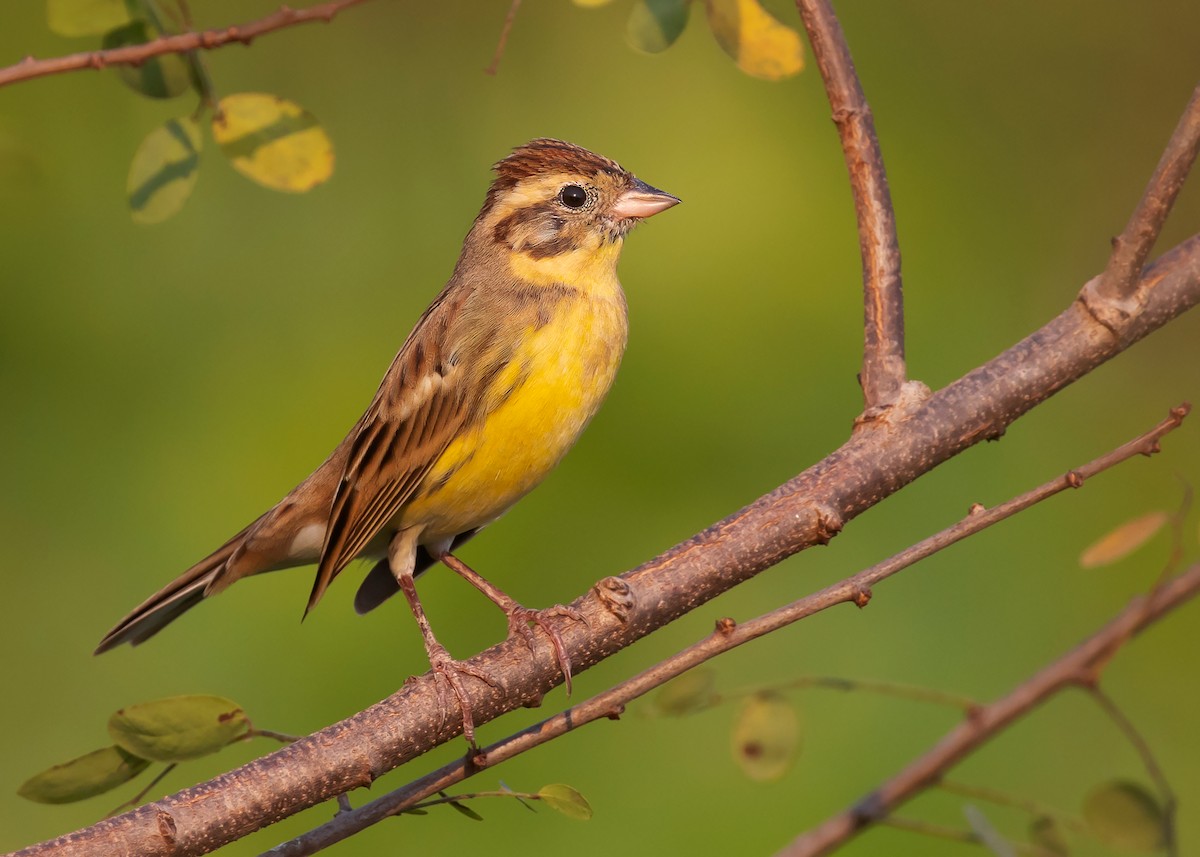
[424,641,498,748]
[505,603,585,694]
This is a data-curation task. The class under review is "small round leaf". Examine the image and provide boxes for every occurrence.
[127,117,202,225]
[108,694,249,762]
[212,93,335,193]
[47,0,132,37]
[1082,780,1166,852]
[18,746,149,804]
[1029,815,1070,856]
[538,784,593,820]
[731,691,800,782]
[101,21,191,99]
[705,0,805,81]
[1079,511,1168,569]
[653,669,717,716]
[627,0,691,54]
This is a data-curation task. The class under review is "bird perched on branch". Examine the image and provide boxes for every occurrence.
[96,138,679,742]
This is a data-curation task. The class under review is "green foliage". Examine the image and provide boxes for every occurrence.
[17,747,149,805]
[108,695,249,763]
[1028,816,1070,856]
[46,0,133,37]
[536,784,593,820]
[626,0,691,54]
[101,20,190,98]
[126,117,201,224]
[1082,780,1167,853]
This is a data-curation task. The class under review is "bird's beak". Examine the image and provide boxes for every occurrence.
[612,178,681,219]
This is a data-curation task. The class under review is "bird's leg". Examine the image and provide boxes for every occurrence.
[389,532,495,746]
[438,551,582,694]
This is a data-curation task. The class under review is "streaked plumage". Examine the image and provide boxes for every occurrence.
[96,140,678,727]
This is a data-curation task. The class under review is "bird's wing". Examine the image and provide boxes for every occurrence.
[305,289,475,612]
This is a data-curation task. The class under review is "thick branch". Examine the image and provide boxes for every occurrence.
[0,1,369,89]
[14,233,1200,857]
[776,561,1200,857]
[271,406,1188,854]
[796,0,905,409]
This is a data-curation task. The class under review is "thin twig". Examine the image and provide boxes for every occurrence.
[264,408,1186,855]
[937,779,1089,836]
[0,0,370,89]
[879,816,1061,857]
[1085,687,1177,857]
[775,563,1200,857]
[484,0,521,76]
[795,0,905,411]
[1089,83,1200,312]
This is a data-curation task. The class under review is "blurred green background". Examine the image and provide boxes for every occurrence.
[2,2,1199,854]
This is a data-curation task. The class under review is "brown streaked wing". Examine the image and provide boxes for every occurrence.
[306,295,471,613]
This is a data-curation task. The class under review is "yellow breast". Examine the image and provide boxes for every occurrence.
[401,255,628,545]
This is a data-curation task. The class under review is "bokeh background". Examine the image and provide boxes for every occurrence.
[2,2,1199,854]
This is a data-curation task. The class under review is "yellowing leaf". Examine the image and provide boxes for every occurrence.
[212,93,334,193]
[1082,780,1166,852]
[627,0,692,54]
[102,21,191,99]
[127,117,202,225]
[1079,511,1168,568]
[705,0,804,81]
[47,0,132,37]
[571,0,614,7]
[653,669,717,716]
[538,784,593,820]
[731,691,800,781]
[18,746,149,804]
[108,695,249,762]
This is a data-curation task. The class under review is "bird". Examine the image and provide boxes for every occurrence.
[95,138,679,742]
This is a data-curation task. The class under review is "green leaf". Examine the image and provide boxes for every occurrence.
[1029,816,1070,856]
[705,0,805,81]
[626,0,691,54]
[126,117,202,224]
[108,695,249,762]
[1082,780,1166,852]
[652,669,717,716]
[537,784,593,820]
[101,21,191,99]
[212,93,335,193]
[448,800,484,821]
[731,691,800,782]
[18,746,149,804]
[47,0,133,37]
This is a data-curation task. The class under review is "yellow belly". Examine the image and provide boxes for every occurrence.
[399,292,627,547]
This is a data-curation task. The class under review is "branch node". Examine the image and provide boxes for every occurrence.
[1079,275,1144,336]
[813,504,845,545]
[605,705,625,720]
[967,502,986,516]
[850,791,888,826]
[467,748,489,769]
[593,577,634,623]
[851,588,872,608]
[1065,470,1084,489]
[715,616,737,635]
[154,807,178,845]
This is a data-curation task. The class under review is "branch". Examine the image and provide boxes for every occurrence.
[12,230,1200,855]
[796,0,905,410]
[0,1,370,89]
[775,561,1200,857]
[1088,82,1200,314]
[268,406,1188,854]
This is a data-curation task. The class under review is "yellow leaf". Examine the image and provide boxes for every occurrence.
[537,784,593,820]
[1079,511,1168,568]
[705,0,804,81]
[212,93,334,193]
[1083,780,1167,852]
[126,117,202,225]
[571,0,614,7]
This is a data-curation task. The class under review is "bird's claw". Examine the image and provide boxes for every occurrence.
[506,604,585,695]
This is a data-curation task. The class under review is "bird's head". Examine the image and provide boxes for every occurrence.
[477,139,679,269]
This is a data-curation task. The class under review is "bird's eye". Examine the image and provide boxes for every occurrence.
[558,184,588,209]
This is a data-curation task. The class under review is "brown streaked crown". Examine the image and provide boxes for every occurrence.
[484,138,628,208]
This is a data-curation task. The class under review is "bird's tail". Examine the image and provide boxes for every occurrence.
[94,523,256,654]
